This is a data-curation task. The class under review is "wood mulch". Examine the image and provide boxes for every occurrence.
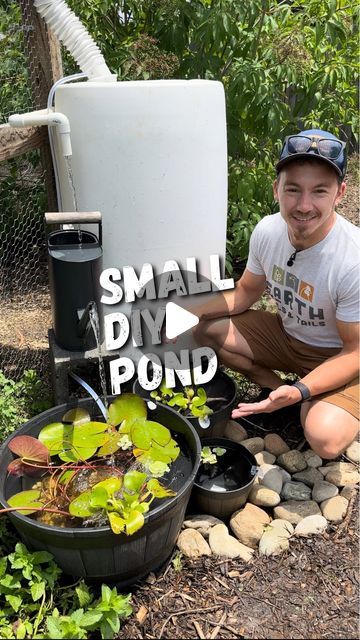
[120,496,359,639]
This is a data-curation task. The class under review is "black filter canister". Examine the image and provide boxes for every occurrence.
[47,230,103,351]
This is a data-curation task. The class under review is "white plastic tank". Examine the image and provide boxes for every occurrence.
[54,79,228,358]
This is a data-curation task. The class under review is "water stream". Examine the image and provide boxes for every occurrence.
[64,156,82,245]
[89,302,108,414]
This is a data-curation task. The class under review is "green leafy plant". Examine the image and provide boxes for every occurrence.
[2,394,180,536]
[0,370,51,441]
[0,542,132,639]
[150,381,223,428]
[200,446,226,466]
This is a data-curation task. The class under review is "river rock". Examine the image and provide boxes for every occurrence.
[318,462,337,476]
[281,481,312,501]
[248,485,280,507]
[255,451,276,466]
[259,523,290,556]
[258,464,283,494]
[303,449,323,468]
[230,503,270,549]
[268,518,294,538]
[322,462,360,487]
[276,466,292,484]
[340,484,358,500]
[274,500,321,524]
[320,496,349,522]
[292,467,323,487]
[209,524,254,560]
[345,441,360,464]
[177,529,211,558]
[182,514,223,538]
[294,515,328,537]
[277,450,307,473]
[224,420,248,443]
[264,433,290,456]
[241,437,265,455]
[312,481,339,503]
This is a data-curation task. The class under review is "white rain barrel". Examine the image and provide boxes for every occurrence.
[54,79,228,357]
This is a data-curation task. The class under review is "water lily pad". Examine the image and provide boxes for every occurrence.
[62,408,91,425]
[8,436,49,465]
[130,420,152,450]
[7,490,43,515]
[108,394,147,428]
[146,478,176,498]
[149,421,171,446]
[90,486,109,509]
[93,476,122,494]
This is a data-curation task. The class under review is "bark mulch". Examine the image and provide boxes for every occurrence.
[120,495,359,639]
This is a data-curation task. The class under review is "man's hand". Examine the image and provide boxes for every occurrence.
[231,384,302,418]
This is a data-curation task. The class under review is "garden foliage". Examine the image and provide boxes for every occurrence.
[1,0,358,268]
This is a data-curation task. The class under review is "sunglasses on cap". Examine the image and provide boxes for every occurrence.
[282,134,345,161]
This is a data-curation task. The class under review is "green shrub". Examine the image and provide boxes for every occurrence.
[0,370,51,442]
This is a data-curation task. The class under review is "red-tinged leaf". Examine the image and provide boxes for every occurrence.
[7,458,47,478]
[8,436,49,464]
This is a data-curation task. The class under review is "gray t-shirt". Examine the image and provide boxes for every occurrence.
[246,212,360,348]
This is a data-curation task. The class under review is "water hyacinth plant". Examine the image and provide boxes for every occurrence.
[2,394,180,536]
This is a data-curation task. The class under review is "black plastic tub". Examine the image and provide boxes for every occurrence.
[0,397,201,586]
[191,438,258,519]
[133,370,237,439]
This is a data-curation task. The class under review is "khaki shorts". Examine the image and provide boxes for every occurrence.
[231,310,359,419]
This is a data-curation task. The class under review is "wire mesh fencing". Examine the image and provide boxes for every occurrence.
[0,0,53,383]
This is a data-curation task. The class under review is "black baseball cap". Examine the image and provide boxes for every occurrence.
[276,129,347,180]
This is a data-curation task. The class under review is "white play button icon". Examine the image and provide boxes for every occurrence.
[165,302,199,340]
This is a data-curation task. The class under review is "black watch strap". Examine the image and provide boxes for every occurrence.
[293,381,311,402]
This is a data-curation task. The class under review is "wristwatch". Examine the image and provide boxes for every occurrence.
[292,381,312,402]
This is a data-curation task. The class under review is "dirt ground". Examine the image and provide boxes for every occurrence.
[0,156,359,639]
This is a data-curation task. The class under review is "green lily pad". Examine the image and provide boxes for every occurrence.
[108,394,147,428]
[130,419,152,450]
[90,486,109,509]
[93,476,122,494]
[62,408,91,425]
[146,479,176,498]
[7,490,43,515]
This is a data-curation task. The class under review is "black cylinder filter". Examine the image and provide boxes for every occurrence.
[47,229,103,351]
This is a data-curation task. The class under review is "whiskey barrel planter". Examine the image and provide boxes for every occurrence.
[134,370,237,439]
[0,397,201,587]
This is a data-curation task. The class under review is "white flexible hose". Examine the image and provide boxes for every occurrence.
[34,0,116,81]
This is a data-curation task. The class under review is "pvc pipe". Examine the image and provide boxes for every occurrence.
[33,0,116,82]
[9,109,72,157]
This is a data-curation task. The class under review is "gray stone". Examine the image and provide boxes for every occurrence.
[340,484,358,500]
[230,503,270,549]
[276,466,292,484]
[259,524,290,556]
[323,462,360,487]
[281,481,312,501]
[312,481,339,503]
[258,464,283,494]
[182,514,223,538]
[255,451,276,466]
[277,450,307,473]
[320,496,349,523]
[264,433,290,456]
[292,467,323,487]
[177,529,212,558]
[248,485,281,508]
[345,441,360,465]
[224,420,248,444]
[241,437,265,455]
[274,500,321,525]
[294,515,328,537]
[209,524,254,560]
[303,449,323,468]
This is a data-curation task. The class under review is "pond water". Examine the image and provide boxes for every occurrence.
[195,448,251,493]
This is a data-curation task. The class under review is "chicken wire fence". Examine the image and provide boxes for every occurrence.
[0,0,55,382]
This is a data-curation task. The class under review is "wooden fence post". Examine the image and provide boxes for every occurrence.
[19,0,63,212]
